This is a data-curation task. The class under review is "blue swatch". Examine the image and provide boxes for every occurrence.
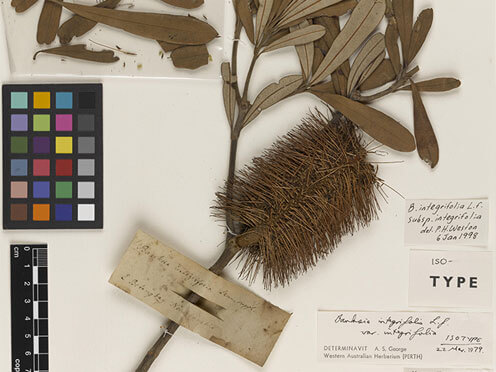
[11,159,27,176]
[56,92,73,109]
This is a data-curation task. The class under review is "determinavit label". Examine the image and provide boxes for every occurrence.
[404,199,488,246]
[317,311,493,367]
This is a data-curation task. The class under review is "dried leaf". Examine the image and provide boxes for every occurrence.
[58,0,121,44]
[264,29,289,46]
[411,80,439,168]
[263,24,325,53]
[37,0,63,44]
[313,16,340,54]
[278,0,342,27]
[236,0,256,44]
[347,33,385,94]
[359,59,396,91]
[385,20,401,74]
[332,69,347,96]
[33,44,119,63]
[312,47,324,74]
[50,0,218,45]
[160,0,204,9]
[309,81,336,95]
[283,0,358,27]
[244,75,303,126]
[255,0,273,43]
[407,8,433,64]
[171,44,209,69]
[311,0,386,85]
[11,0,38,13]
[221,62,236,127]
[157,40,183,52]
[392,0,413,62]
[291,21,315,80]
[319,94,416,152]
[399,78,461,92]
[357,52,385,87]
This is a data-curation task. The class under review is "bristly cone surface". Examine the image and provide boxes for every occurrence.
[214,111,381,289]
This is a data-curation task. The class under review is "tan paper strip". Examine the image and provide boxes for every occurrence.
[109,230,291,366]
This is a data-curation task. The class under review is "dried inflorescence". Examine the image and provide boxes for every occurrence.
[215,111,381,288]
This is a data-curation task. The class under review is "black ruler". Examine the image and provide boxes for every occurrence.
[11,244,49,372]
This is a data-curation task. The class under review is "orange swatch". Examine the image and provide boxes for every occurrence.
[33,204,50,221]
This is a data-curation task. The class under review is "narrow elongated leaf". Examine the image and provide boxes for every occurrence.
[332,69,348,96]
[357,51,385,87]
[160,0,204,9]
[291,21,315,79]
[347,33,385,94]
[312,47,324,74]
[406,8,433,64]
[264,24,325,53]
[11,0,38,13]
[221,62,236,127]
[411,80,438,168]
[244,75,303,126]
[33,44,119,63]
[255,0,273,43]
[359,59,396,90]
[385,20,401,74]
[399,78,461,92]
[319,94,416,152]
[311,0,386,85]
[37,0,62,44]
[313,16,340,54]
[58,0,121,44]
[283,0,358,27]
[392,0,413,61]
[236,0,255,44]
[49,0,218,45]
[278,0,342,27]
[171,45,209,69]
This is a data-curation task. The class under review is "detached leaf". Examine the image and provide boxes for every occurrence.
[400,78,461,92]
[244,75,303,126]
[235,0,255,44]
[160,0,204,9]
[157,40,182,52]
[171,45,209,69]
[359,59,396,91]
[407,8,433,64]
[347,33,385,94]
[221,62,237,127]
[57,0,121,45]
[263,24,326,53]
[11,0,38,13]
[255,0,273,43]
[291,21,315,80]
[37,0,63,44]
[385,20,401,74]
[311,0,386,85]
[411,80,439,168]
[392,0,413,62]
[33,44,119,63]
[278,0,343,27]
[50,0,218,45]
[319,94,416,152]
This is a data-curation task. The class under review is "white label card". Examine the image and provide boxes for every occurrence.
[409,250,493,308]
[404,199,488,246]
[317,311,493,367]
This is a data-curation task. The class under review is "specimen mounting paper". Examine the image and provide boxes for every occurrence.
[409,250,493,308]
[317,311,493,367]
[109,230,291,367]
[404,199,488,246]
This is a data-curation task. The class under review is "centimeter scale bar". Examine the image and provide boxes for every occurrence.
[11,244,48,372]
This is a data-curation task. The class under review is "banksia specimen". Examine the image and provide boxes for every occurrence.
[215,111,380,288]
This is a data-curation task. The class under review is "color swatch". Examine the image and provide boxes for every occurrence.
[3,84,103,229]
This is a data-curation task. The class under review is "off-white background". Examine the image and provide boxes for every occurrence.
[0,1,495,371]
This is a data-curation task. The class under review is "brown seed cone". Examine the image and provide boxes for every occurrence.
[214,111,381,289]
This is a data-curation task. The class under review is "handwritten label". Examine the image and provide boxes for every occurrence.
[404,199,488,246]
[409,250,493,308]
[109,230,291,366]
[317,311,492,366]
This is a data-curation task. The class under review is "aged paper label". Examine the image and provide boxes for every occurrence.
[404,199,488,246]
[109,230,290,366]
[409,250,493,308]
[317,311,493,367]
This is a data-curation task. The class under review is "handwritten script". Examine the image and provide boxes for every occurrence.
[109,230,291,366]
[405,199,488,246]
[318,311,492,366]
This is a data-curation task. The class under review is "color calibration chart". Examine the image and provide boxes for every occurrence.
[2,84,103,229]
[11,244,49,372]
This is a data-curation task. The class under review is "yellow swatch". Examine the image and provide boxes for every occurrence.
[56,137,73,154]
[33,92,51,109]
